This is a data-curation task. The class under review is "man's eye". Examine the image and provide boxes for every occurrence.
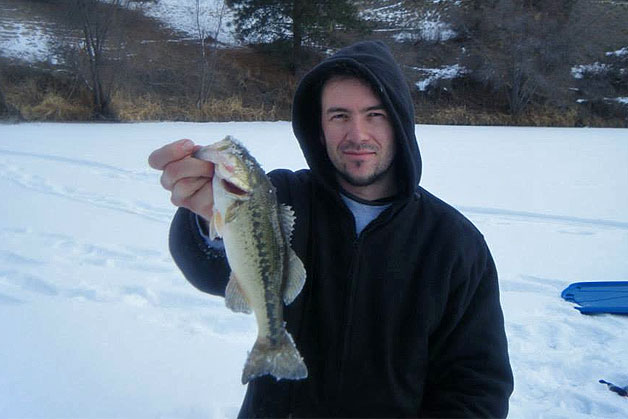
[369,112,386,118]
[331,114,347,121]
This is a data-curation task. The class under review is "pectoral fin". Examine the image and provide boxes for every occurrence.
[225,272,252,314]
[282,248,306,305]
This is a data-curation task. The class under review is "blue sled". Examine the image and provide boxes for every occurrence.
[561,282,628,314]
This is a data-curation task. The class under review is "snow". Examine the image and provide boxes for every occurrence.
[361,3,457,43]
[136,0,236,45]
[571,62,611,79]
[413,64,468,91]
[0,4,59,64]
[392,10,457,43]
[607,97,628,105]
[0,0,236,66]
[1,122,628,418]
[606,47,628,58]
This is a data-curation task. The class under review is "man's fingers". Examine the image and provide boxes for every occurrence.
[160,156,215,191]
[170,177,210,206]
[148,139,195,170]
[171,180,215,221]
[187,182,216,220]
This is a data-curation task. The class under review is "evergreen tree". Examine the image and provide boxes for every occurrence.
[226,0,366,71]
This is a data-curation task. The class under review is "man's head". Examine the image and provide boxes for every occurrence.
[292,41,422,199]
[319,74,397,201]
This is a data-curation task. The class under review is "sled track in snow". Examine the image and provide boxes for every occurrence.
[0,149,156,181]
[0,149,171,223]
[460,206,628,231]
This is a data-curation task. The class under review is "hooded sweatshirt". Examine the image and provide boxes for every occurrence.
[168,41,513,417]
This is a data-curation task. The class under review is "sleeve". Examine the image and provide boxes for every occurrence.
[168,207,230,296]
[420,238,514,418]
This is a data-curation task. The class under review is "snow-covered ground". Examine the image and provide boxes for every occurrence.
[0,122,627,418]
[137,0,235,44]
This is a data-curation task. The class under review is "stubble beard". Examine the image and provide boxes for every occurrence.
[336,159,395,188]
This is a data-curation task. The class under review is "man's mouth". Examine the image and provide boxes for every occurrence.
[344,151,375,155]
[343,151,376,163]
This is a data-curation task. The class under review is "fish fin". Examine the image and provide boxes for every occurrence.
[282,248,306,305]
[210,210,224,239]
[225,272,252,314]
[279,204,296,243]
[241,329,308,384]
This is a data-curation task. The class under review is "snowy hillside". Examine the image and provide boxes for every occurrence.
[1,122,627,418]
[0,0,452,64]
[0,0,236,65]
[136,0,236,44]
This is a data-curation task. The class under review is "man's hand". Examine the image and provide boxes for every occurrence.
[148,139,215,221]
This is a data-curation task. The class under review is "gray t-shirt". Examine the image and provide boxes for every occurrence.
[340,193,391,235]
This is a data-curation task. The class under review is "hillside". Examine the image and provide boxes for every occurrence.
[1,0,627,126]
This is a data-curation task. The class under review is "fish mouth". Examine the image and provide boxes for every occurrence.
[222,178,249,197]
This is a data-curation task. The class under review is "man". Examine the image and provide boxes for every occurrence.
[149,41,514,417]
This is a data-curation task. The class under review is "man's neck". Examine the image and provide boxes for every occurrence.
[337,176,397,201]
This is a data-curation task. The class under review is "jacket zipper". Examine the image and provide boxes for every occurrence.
[335,204,395,405]
[336,233,363,403]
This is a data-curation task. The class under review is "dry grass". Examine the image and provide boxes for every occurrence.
[2,61,624,126]
[416,105,507,126]
[20,92,92,121]
[195,96,278,121]
[2,65,92,121]
[512,106,580,127]
[112,91,169,121]
[414,103,627,127]
[111,90,279,122]
[5,78,43,108]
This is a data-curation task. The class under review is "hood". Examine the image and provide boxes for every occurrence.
[292,40,422,199]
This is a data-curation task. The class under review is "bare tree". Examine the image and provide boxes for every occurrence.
[458,0,585,116]
[67,0,129,119]
[195,0,228,108]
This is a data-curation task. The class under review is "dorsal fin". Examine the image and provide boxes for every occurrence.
[279,204,296,243]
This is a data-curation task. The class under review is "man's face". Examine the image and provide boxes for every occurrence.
[320,76,397,200]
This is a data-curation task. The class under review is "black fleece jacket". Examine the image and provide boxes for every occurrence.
[168,41,513,417]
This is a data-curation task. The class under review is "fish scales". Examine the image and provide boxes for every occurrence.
[193,136,307,384]
[238,189,283,342]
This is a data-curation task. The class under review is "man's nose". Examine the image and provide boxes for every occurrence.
[347,116,369,141]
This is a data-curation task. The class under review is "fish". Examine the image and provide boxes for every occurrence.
[193,136,308,384]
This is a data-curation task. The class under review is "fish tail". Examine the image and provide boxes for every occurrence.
[241,329,308,384]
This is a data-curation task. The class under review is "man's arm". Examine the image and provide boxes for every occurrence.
[169,207,230,296]
[420,240,514,418]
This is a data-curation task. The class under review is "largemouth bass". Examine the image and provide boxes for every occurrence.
[194,136,308,384]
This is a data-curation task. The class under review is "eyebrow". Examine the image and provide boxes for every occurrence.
[325,105,386,114]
